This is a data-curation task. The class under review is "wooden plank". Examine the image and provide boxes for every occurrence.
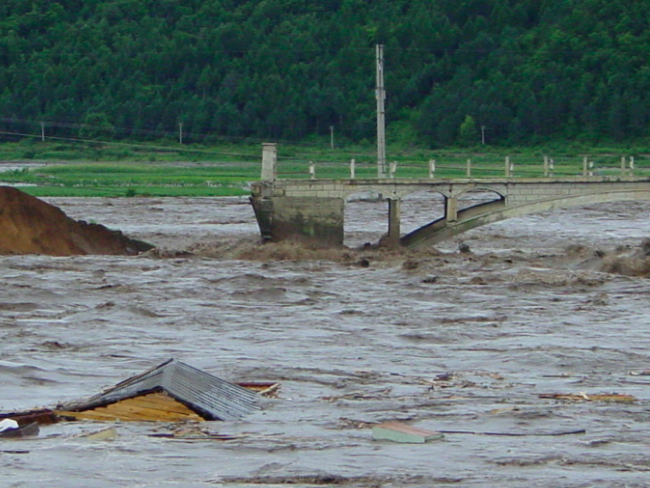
[56,410,125,421]
[121,396,198,415]
[120,401,196,416]
[57,391,205,422]
[131,394,199,412]
[57,406,201,423]
[92,408,169,422]
[111,399,198,416]
[100,403,193,421]
[372,421,444,443]
[69,409,141,421]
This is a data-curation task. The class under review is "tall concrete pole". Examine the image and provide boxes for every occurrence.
[376,44,386,178]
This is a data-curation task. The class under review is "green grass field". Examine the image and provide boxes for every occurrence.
[1,139,648,197]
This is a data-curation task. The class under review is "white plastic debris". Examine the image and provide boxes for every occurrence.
[0,419,19,433]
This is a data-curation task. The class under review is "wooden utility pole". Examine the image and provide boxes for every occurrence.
[376,44,386,178]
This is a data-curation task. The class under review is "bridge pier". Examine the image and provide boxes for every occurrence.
[251,144,345,247]
[445,196,458,222]
[386,199,401,247]
[250,188,345,247]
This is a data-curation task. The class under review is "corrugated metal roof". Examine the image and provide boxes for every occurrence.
[69,359,259,421]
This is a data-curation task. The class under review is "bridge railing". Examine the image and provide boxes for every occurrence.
[273,154,649,180]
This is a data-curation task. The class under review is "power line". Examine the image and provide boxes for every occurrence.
[0,130,260,158]
[0,116,359,150]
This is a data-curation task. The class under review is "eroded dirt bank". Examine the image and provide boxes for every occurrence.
[0,186,152,256]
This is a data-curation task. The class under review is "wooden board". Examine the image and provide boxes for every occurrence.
[56,392,205,422]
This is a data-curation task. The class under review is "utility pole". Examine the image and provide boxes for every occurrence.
[376,44,386,178]
[179,122,183,144]
[481,125,486,145]
[41,121,45,142]
[330,125,334,150]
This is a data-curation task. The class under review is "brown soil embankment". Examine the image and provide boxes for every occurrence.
[0,186,153,256]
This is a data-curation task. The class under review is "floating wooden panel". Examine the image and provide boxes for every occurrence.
[56,392,205,422]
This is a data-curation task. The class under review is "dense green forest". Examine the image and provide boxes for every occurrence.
[0,0,649,147]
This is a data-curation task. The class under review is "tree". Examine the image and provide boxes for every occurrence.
[459,115,478,146]
[79,112,114,140]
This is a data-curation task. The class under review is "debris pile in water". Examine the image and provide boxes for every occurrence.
[0,186,152,256]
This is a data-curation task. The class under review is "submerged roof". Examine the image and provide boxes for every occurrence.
[68,359,259,421]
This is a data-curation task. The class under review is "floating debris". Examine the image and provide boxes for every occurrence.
[150,426,240,441]
[0,419,18,433]
[0,420,39,438]
[0,410,58,428]
[56,359,261,422]
[372,421,444,444]
[78,427,119,441]
[629,370,650,376]
[439,428,586,437]
[2,360,277,427]
[538,392,636,403]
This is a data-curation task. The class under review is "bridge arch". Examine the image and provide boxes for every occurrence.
[403,189,650,249]
[454,185,506,200]
[399,189,448,237]
[343,189,389,247]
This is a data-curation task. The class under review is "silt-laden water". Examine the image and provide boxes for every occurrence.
[2,195,650,487]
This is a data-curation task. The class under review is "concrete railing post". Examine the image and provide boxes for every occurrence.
[621,156,626,176]
[261,143,277,181]
[466,159,471,178]
[350,159,356,179]
[544,156,549,177]
[389,161,397,178]
[583,156,588,177]
[630,156,635,176]
[505,156,510,178]
[429,159,436,179]
[309,161,315,179]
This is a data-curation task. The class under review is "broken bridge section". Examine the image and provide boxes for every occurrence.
[250,144,650,248]
[251,167,650,248]
[251,144,650,248]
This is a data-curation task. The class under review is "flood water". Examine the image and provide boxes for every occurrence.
[3,194,650,487]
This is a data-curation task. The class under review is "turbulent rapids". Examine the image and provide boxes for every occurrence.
[2,193,650,487]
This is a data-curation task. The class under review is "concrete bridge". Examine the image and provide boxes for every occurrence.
[250,144,650,248]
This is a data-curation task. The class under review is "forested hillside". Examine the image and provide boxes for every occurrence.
[1,0,648,146]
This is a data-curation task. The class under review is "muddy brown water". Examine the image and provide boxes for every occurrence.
[3,195,650,487]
